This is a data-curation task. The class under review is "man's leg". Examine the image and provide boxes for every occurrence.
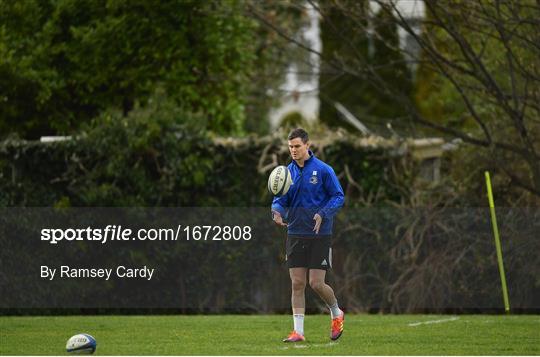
[309,269,344,340]
[283,236,308,342]
[284,267,307,341]
[308,269,337,307]
[290,267,307,314]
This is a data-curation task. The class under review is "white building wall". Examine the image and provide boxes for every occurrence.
[268,2,321,129]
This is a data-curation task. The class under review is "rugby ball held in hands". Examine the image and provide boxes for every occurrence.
[268,165,292,196]
[66,333,96,354]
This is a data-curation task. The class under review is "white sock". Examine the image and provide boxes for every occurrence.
[328,302,341,319]
[293,314,304,335]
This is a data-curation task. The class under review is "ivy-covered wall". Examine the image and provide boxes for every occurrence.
[0,116,405,208]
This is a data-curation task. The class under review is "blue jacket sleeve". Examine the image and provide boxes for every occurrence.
[318,166,344,218]
[271,193,289,218]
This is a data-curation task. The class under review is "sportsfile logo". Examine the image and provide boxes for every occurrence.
[41,225,253,244]
[40,225,179,244]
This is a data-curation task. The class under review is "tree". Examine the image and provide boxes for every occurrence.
[250,0,540,200]
[244,1,315,134]
[0,0,257,138]
[318,1,413,133]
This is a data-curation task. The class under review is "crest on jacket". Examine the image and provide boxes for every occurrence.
[310,170,318,184]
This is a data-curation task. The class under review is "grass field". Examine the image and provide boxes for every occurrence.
[1,314,538,355]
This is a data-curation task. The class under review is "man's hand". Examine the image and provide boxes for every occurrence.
[313,213,322,234]
[272,211,287,227]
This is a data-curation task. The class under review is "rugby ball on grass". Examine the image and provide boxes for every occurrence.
[66,333,96,354]
[268,165,292,196]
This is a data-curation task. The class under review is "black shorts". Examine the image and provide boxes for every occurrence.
[286,235,332,270]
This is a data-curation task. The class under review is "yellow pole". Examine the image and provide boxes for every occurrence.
[484,171,510,314]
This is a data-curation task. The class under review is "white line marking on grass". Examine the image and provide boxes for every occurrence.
[311,342,338,348]
[279,342,337,350]
[279,345,308,350]
[408,316,459,327]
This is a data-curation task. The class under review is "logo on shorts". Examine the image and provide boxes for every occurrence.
[321,259,328,266]
[310,176,318,184]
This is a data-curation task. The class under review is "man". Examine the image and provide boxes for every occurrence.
[271,128,345,342]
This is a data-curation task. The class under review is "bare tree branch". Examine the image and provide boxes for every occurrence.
[248,0,540,196]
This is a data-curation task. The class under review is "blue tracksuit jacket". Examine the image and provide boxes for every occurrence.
[271,151,344,237]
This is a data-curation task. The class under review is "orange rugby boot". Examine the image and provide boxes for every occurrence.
[330,311,344,341]
[282,330,305,342]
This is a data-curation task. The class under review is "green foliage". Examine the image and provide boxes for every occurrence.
[279,111,307,129]
[319,1,414,134]
[0,0,257,138]
[413,2,540,201]
[0,108,405,207]
[243,1,311,135]
[414,9,475,131]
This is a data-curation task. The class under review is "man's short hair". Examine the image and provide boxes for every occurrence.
[288,128,309,143]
